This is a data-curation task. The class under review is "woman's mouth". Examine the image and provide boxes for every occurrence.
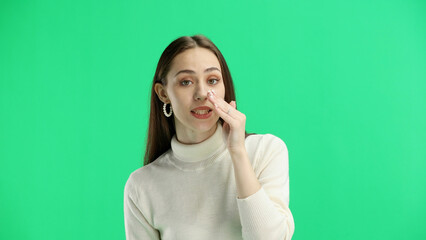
[191,109,213,119]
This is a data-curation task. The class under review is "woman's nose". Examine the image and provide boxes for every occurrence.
[194,83,208,101]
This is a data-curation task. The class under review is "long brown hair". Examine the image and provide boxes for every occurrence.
[144,34,254,166]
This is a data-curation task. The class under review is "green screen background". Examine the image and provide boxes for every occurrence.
[1,0,425,239]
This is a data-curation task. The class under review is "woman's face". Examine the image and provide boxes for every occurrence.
[160,47,225,135]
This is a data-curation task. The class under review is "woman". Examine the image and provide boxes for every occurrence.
[124,35,295,239]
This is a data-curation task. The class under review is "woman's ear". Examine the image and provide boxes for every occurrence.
[154,83,170,104]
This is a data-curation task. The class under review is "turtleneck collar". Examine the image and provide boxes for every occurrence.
[171,121,226,163]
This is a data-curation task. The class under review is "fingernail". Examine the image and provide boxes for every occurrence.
[212,89,216,95]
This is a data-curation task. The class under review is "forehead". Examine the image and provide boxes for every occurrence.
[169,47,221,73]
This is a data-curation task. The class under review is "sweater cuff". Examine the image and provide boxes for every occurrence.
[235,186,283,234]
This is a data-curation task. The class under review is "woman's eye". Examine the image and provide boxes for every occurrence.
[181,80,192,86]
[208,79,219,85]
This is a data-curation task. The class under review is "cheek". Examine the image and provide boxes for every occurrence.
[169,92,190,110]
[217,83,226,98]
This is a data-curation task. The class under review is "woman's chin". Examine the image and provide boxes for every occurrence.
[190,117,218,131]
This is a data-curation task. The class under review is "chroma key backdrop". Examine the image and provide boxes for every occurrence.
[1,0,425,239]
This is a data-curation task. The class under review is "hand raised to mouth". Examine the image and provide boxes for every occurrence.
[207,89,247,155]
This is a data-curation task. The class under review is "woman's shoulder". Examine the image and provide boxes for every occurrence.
[244,133,289,173]
[244,133,289,165]
[246,132,288,150]
[124,165,151,198]
[124,150,171,197]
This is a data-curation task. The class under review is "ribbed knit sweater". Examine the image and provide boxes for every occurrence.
[123,122,295,239]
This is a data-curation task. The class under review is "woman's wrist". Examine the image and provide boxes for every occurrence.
[229,146,248,162]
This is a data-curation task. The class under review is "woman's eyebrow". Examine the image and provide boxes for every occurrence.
[174,67,221,77]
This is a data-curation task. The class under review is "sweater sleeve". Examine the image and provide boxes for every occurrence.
[124,176,161,240]
[236,135,295,240]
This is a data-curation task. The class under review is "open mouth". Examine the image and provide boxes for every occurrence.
[191,109,212,115]
[191,109,213,119]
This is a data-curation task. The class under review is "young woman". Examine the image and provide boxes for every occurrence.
[124,35,295,239]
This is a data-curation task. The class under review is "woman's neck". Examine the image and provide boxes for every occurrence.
[175,121,218,145]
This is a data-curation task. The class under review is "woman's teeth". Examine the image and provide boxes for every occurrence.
[193,110,210,114]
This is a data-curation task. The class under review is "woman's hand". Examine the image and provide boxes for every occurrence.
[207,89,246,155]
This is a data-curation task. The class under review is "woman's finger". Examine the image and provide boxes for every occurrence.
[228,101,245,120]
[213,101,236,124]
[207,90,230,112]
[206,91,236,124]
[207,90,229,112]
[207,90,241,119]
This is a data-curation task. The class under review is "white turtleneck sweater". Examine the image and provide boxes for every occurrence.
[123,122,295,240]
